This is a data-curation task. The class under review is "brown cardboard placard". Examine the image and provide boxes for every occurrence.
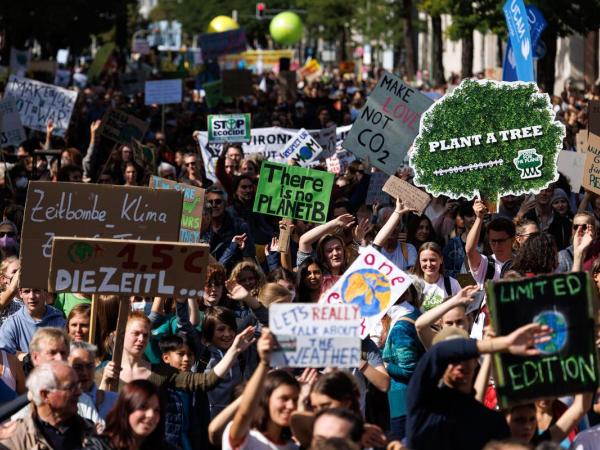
[583,134,600,195]
[382,175,431,215]
[278,219,293,254]
[100,108,149,144]
[20,182,182,289]
[222,69,253,97]
[590,101,600,137]
[49,237,210,296]
[149,176,205,243]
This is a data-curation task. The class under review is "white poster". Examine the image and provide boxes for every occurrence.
[280,128,323,166]
[145,79,182,105]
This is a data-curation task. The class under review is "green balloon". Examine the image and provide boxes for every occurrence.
[269,12,303,46]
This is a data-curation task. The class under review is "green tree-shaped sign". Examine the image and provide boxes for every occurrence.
[410,79,565,200]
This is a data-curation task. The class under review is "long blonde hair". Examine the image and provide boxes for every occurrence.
[229,261,266,296]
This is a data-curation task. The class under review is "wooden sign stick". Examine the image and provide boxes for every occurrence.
[279,219,292,254]
[106,297,130,392]
[88,294,98,344]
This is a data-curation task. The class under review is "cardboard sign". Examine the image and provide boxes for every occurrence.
[49,238,209,296]
[20,182,182,289]
[144,79,182,105]
[269,303,361,368]
[322,246,412,339]
[221,69,253,97]
[279,128,323,166]
[253,161,334,224]
[207,114,251,143]
[198,28,247,59]
[4,75,78,137]
[298,58,322,83]
[583,134,600,195]
[365,172,391,205]
[382,175,431,215]
[0,98,26,148]
[557,151,585,192]
[410,79,565,200]
[100,109,149,144]
[590,101,600,137]
[149,176,205,243]
[343,71,433,176]
[54,69,71,88]
[132,140,157,174]
[203,80,232,108]
[487,272,599,406]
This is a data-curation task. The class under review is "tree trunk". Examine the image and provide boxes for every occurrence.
[461,33,473,78]
[402,0,416,80]
[497,34,503,67]
[537,27,558,95]
[340,26,348,61]
[430,15,445,85]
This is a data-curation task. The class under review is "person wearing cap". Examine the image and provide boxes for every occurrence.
[0,220,18,259]
[405,322,550,450]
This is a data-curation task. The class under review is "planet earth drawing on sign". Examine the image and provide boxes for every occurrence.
[533,310,568,354]
[298,146,313,161]
[341,268,391,317]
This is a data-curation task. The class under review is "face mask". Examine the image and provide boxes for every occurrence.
[131,300,152,316]
[0,236,16,250]
[15,177,28,189]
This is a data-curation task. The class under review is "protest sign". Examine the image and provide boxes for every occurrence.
[149,176,205,243]
[120,71,146,97]
[487,272,599,406]
[253,161,334,223]
[298,58,323,83]
[56,49,69,65]
[4,75,78,137]
[100,109,149,144]
[557,151,585,192]
[0,98,26,148]
[73,73,88,89]
[197,125,350,181]
[54,69,71,87]
[343,71,433,176]
[131,140,157,174]
[590,101,600,137]
[148,20,182,51]
[583,134,600,195]
[222,69,253,97]
[199,28,247,59]
[382,175,431,215]
[279,128,323,166]
[269,303,361,368]
[410,79,565,201]
[145,79,182,105]
[20,182,182,289]
[132,38,150,55]
[503,0,534,82]
[222,49,294,71]
[322,246,412,338]
[207,114,251,143]
[203,80,232,108]
[326,148,356,175]
[365,172,391,205]
[27,60,57,76]
[88,43,115,81]
[49,237,209,296]
[277,71,297,102]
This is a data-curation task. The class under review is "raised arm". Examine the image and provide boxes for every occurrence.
[373,199,414,248]
[548,392,593,443]
[208,395,244,446]
[572,225,593,272]
[228,328,274,447]
[414,285,479,349]
[0,269,19,310]
[465,199,486,272]
[212,326,255,378]
[298,214,355,253]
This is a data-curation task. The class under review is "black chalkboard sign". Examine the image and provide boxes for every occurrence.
[486,272,599,407]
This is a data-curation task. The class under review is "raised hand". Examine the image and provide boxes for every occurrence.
[473,199,488,219]
[257,328,275,364]
[505,323,552,356]
[353,217,372,244]
[232,233,247,250]
[334,213,356,229]
[231,326,256,353]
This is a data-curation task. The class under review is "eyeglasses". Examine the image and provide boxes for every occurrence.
[207,199,223,206]
[489,237,511,245]
[185,162,197,166]
[573,223,592,231]
[0,232,15,237]
[53,382,81,393]
[71,363,95,371]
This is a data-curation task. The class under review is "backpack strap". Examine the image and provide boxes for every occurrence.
[485,258,495,281]
[400,242,409,263]
[397,316,415,325]
[443,276,452,296]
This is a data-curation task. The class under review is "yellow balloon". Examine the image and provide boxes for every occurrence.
[207,16,240,33]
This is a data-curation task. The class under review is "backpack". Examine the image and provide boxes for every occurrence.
[485,258,513,281]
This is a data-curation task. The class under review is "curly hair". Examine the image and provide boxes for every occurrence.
[511,232,557,275]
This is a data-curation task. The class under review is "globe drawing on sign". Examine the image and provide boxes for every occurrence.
[341,268,391,317]
[298,146,313,161]
[533,310,568,354]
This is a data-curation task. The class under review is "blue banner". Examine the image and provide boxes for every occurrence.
[503,0,535,82]
[503,5,546,81]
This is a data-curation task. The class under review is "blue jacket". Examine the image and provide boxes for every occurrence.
[0,305,66,353]
[406,338,510,450]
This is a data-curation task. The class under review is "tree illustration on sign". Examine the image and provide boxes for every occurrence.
[409,79,565,200]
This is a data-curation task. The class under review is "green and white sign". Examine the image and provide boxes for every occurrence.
[253,161,334,223]
[410,79,565,200]
[207,113,251,143]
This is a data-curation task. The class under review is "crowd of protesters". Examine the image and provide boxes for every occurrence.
[0,50,599,450]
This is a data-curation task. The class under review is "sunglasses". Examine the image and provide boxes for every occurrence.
[573,223,592,231]
[185,162,197,166]
[207,199,224,206]
[0,232,15,237]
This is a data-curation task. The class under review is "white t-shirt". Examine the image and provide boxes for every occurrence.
[470,254,509,339]
[421,276,461,311]
[222,422,299,450]
[380,243,417,271]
